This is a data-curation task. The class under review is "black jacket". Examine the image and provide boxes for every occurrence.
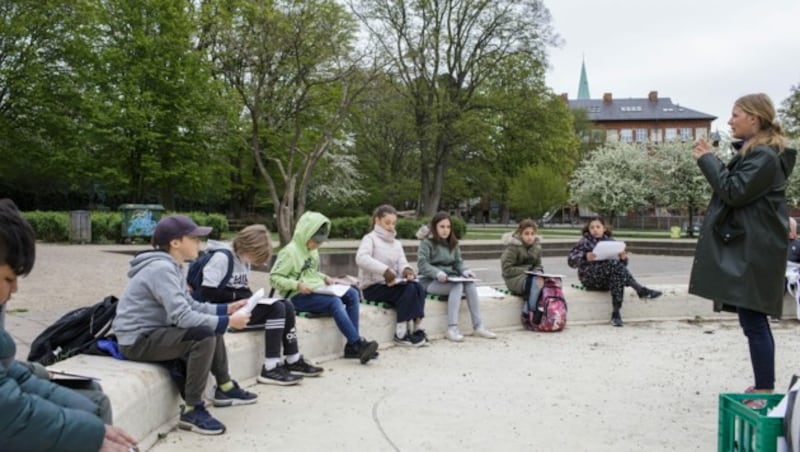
[689,143,797,316]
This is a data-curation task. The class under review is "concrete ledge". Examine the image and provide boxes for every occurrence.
[49,286,796,450]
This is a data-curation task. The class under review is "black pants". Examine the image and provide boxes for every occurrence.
[737,307,775,390]
[249,299,299,359]
[363,281,426,322]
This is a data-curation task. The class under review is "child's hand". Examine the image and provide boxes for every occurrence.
[619,251,628,260]
[297,281,313,294]
[227,299,248,314]
[324,276,333,285]
[436,272,448,283]
[462,270,476,278]
[586,252,597,262]
[229,310,251,330]
[402,268,416,280]
[383,268,397,285]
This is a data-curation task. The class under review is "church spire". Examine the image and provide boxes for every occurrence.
[577,58,590,100]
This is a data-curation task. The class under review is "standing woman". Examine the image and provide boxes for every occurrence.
[356,205,427,347]
[690,93,796,407]
[417,211,496,342]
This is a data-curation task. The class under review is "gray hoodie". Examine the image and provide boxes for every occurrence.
[113,250,228,346]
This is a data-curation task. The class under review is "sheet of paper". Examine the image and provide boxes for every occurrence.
[476,286,508,299]
[525,271,566,279]
[446,276,479,282]
[257,297,280,306]
[592,241,626,261]
[240,288,265,314]
[48,369,101,381]
[313,284,351,297]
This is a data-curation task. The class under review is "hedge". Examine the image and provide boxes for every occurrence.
[21,210,228,243]
[328,215,467,240]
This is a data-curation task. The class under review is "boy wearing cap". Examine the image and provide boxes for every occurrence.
[270,211,379,364]
[113,215,256,436]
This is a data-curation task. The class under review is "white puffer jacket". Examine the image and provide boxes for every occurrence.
[355,225,413,289]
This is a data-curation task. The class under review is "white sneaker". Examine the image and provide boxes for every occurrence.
[446,327,464,342]
[473,326,497,339]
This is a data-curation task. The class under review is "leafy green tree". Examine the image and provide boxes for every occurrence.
[352,0,559,216]
[507,164,568,219]
[568,142,650,220]
[785,139,800,207]
[203,0,366,244]
[82,0,232,209]
[0,1,96,205]
[780,84,800,139]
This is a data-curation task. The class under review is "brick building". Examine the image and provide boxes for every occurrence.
[566,90,717,144]
[564,60,716,145]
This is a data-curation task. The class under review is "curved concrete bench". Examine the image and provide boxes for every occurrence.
[49,286,792,450]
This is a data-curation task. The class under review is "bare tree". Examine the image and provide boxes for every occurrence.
[351,0,558,216]
[202,0,370,244]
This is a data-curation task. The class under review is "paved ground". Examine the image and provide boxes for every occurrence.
[5,243,800,451]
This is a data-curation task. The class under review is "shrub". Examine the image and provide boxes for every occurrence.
[23,211,69,242]
[183,212,229,240]
[329,216,370,239]
[91,212,122,243]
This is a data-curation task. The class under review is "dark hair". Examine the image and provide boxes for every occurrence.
[581,216,612,237]
[516,219,538,236]
[429,211,458,250]
[0,199,36,276]
[370,204,397,231]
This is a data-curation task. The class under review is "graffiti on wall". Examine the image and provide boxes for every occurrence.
[127,210,158,237]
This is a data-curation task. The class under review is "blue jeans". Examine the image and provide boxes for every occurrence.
[737,307,775,390]
[291,287,361,344]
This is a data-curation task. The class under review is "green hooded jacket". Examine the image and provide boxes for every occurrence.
[500,232,543,295]
[270,211,330,297]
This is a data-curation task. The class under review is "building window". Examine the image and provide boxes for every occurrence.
[680,128,692,141]
[591,129,605,143]
[695,128,708,139]
[665,128,678,142]
[635,128,647,143]
[606,130,619,142]
[620,129,633,143]
[651,128,661,143]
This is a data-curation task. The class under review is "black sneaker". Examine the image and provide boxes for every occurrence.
[637,288,663,299]
[611,312,624,327]
[212,381,258,406]
[394,332,426,347]
[257,365,303,386]
[412,329,428,342]
[179,403,225,435]
[344,340,379,364]
[284,356,324,377]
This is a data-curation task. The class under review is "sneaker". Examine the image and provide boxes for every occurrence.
[394,332,427,347]
[412,329,428,342]
[611,312,623,327]
[637,288,663,299]
[473,326,497,339]
[446,327,464,342]
[343,339,379,364]
[284,356,324,377]
[743,386,769,410]
[257,365,303,386]
[179,404,226,435]
[213,381,258,407]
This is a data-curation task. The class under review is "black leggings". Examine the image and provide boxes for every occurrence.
[580,260,642,309]
[250,300,299,359]
[737,307,775,390]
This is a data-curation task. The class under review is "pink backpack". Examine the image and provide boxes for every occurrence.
[522,276,567,332]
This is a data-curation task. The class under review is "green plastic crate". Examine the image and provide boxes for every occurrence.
[718,393,784,452]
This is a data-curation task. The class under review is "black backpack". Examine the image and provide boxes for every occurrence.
[27,295,118,365]
[186,248,234,300]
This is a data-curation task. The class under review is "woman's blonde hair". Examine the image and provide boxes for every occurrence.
[233,224,272,265]
[735,93,787,155]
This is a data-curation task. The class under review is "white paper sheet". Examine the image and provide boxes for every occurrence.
[240,288,265,314]
[592,241,626,261]
[476,286,508,299]
[313,284,351,297]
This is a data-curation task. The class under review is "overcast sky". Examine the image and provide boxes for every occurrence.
[544,0,800,133]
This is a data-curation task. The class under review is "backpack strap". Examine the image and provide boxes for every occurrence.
[216,248,235,289]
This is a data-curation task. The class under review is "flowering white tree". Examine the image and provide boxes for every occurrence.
[645,141,711,236]
[568,142,651,220]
